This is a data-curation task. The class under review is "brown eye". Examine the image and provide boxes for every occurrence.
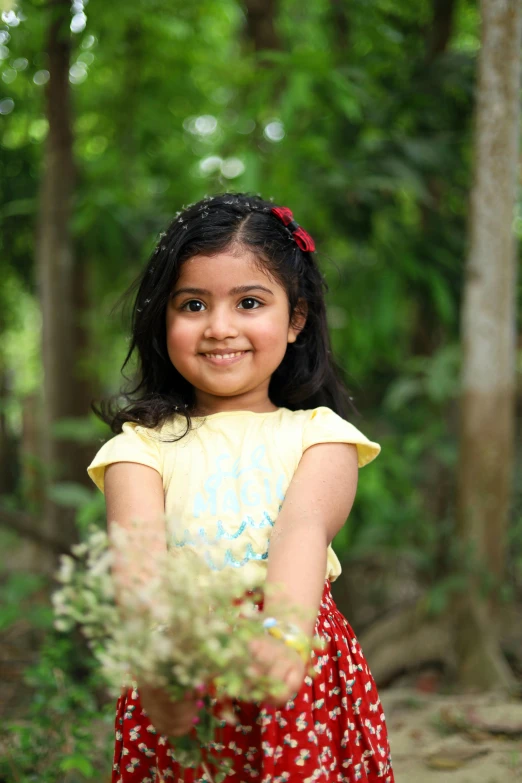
[182,300,206,312]
[239,297,261,310]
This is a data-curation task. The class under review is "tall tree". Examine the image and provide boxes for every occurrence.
[426,0,457,62]
[36,0,83,553]
[329,0,350,54]
[456,0,521,689]
[243,0,280,51]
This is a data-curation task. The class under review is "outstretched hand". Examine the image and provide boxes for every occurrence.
[248,636,306,706]
[138,684,201,737]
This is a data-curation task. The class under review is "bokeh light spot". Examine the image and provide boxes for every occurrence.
[29,118,49,142]
[0,97,14,115]
[85,136,108,157]
[81,35,96,49]
[69,62,88,84]
[2,68,16,84]
[264,120,285,142]
[221,158,245,179]
[199,156,223,175]
[194,115,218,136]
[1,11,21,27]
[33,70,50,86]
[77,51,94,65]
[71,13,87,34]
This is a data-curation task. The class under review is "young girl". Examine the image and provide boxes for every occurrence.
[88,193,394,783]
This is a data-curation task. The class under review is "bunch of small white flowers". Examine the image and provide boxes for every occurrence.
[53,527,117,647]
[53,524,316,779]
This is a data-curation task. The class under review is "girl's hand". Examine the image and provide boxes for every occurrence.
[249,636,306,706]
[138,684,201,737]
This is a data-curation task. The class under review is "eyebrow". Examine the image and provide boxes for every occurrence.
[171,284,274,298]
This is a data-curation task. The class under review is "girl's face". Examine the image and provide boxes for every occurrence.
[166,249,304,414]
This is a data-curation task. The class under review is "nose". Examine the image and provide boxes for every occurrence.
[203,306,239,341]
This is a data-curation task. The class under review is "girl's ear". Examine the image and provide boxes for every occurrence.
[287,299,308,344]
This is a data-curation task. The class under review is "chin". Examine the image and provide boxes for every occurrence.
[204,387,247,398]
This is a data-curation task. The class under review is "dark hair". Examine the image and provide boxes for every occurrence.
[95,192,353,436]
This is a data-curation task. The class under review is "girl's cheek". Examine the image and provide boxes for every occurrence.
[250,315,290,347]
[167,319,198,347]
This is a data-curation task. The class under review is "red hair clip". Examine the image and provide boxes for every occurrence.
[271,206,316,253]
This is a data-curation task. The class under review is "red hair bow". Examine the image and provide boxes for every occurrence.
[271,206,316,252]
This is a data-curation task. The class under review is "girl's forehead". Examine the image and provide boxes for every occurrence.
[176,250,280,289]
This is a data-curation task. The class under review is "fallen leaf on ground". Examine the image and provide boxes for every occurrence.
[424,738,490,770]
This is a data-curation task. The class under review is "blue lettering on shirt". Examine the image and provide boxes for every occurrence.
[171,445,287,571]
[193,445,286,518]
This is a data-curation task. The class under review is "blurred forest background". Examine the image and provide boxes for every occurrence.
[0,0,521,780]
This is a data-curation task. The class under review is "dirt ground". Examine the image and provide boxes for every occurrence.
[381,688,522,782]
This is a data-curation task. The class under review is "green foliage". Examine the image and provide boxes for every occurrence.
[0,530,112,783]
[0,571,52,630]
[48,481,96,508]
[0,633,113,783]
[46,480,106,534]
[52,415,109,444]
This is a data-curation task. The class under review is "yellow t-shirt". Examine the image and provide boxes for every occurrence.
[87,406,380,587]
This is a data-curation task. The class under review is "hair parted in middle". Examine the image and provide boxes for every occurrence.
[96,192,353,437]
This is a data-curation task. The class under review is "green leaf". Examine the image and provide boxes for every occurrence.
[60,754,95,776]
[48,482,94,508]
[384,377,423,411]
[52,416,107,443]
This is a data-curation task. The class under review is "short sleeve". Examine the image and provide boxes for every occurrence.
[87,422,162,493]
[302,407,380,468]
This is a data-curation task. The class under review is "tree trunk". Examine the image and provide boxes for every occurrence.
[20,392,46,511]
[426,0,457,62]
[329,0,350,55]
[243,0,280,52]
[0,364,17,496]
[35,0,83,554]
[456,0,521,690]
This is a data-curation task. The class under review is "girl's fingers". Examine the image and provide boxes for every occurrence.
[265,660,297,706]
[248,639,273,679]
[169,724,189,737]
[284,666,304,696]
[142,696,200,737]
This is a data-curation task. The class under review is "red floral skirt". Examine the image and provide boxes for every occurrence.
[112,580,394,782]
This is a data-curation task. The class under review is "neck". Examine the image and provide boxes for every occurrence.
[193,388,278,416]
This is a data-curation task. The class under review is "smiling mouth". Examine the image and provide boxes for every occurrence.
[200,350,249,363]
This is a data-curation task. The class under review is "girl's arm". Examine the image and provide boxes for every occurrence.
[264,441,359,638]
[105,462,167,589]
[104,462,198,736]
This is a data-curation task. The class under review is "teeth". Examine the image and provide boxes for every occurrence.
[204,351,244,360]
